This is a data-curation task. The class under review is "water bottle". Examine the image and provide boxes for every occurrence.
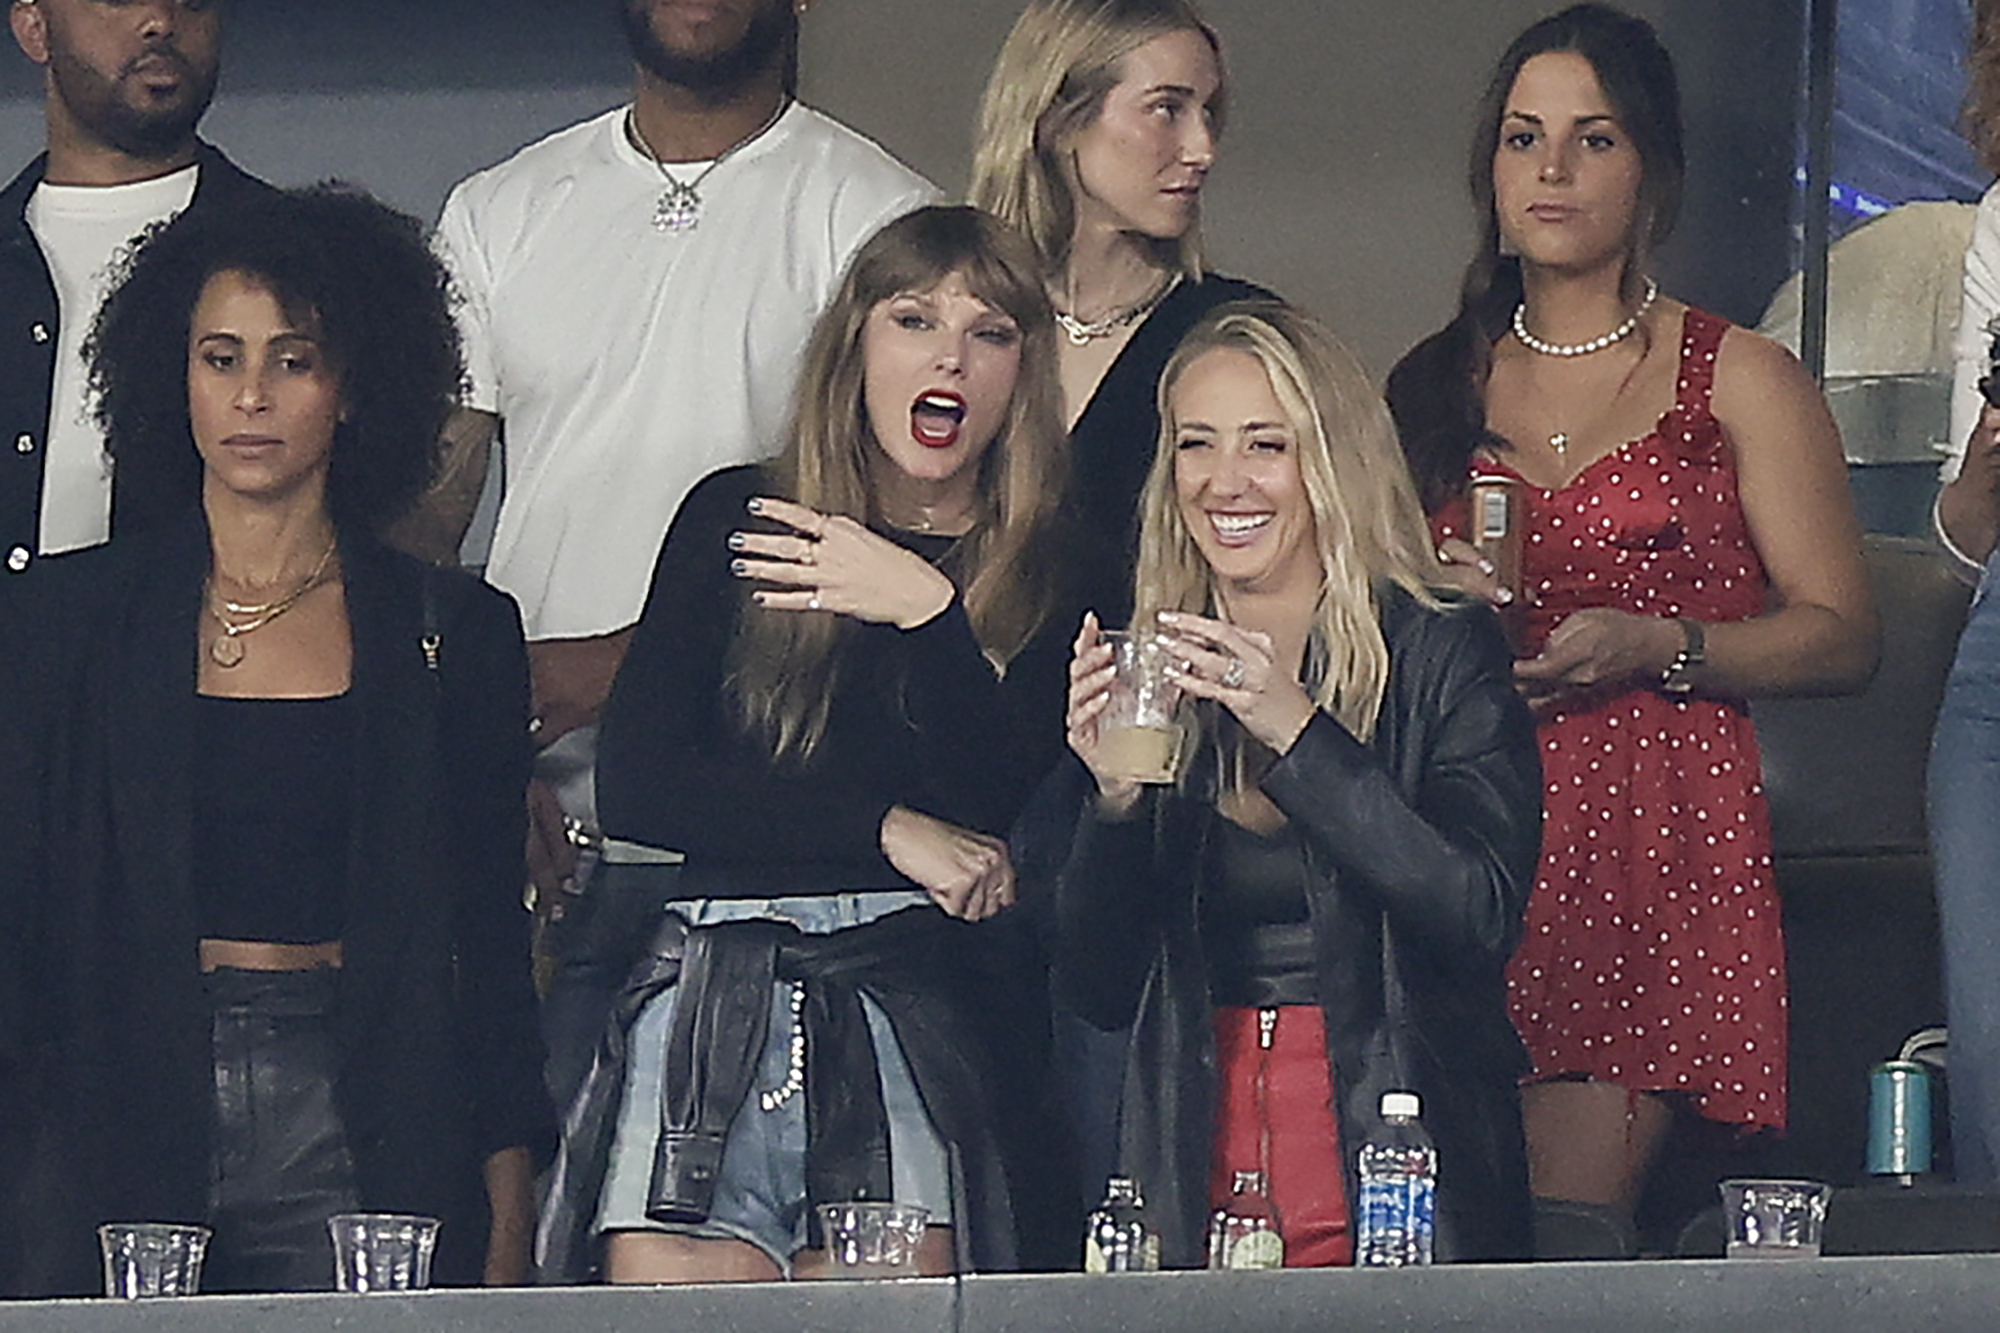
[1355,1090,1437,1267]
[1084,1175,1160,1272]
[1207,1169,1285,1269]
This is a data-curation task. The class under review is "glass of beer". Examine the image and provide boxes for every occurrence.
[1098,628,1187,784]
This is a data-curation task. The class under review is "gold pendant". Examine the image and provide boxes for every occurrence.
[211,633,245,668]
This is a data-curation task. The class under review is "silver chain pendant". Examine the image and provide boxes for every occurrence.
[652,178,703,234]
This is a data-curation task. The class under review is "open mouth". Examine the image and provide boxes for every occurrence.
[1208,512,1272,546]
[911,391,966,449]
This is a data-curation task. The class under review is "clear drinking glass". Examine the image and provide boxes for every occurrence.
[1097,628,1187,784]
[98,1222,211,1298]
[1720,1178,1832,1259]
[817,1201,931,1279]
[327,1212,440,1292]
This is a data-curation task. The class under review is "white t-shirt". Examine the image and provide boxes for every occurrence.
[26,164,198,554]
[436,102,936,640]
[1948,181,2000,487]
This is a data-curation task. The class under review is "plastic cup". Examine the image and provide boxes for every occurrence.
[1098,628,1187,784]
[327,1212,440,1292]
[816,1201,931,1279]
[1720,1178,1832,1259]
[98,1223,211,1298]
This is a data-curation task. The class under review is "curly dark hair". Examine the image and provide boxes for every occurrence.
[88,184,465,536]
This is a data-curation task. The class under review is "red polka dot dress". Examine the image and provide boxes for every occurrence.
[1444,308,1786,1130]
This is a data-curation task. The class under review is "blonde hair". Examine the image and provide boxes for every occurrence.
[969,0,1224,281]
[1135,301,1444,758]
[730,206,1071,763]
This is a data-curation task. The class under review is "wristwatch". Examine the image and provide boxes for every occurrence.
[1659,616,1705,695]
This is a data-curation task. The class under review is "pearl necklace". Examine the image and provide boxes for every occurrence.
[1512,277,1659,358]
[629,98,789,235]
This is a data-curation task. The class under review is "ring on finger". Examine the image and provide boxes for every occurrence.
[1222,657,1247,688]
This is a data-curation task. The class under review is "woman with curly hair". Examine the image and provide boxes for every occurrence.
[8,186,552,1294]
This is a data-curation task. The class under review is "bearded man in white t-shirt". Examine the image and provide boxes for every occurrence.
[0,0,271,583]
[429,0,934,1065]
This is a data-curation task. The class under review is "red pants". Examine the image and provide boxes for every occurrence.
[1209,1005,1352,1267]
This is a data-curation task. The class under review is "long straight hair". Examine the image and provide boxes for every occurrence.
[1387,3,1683,511]
[1135,301,1442,773]
[969,0,1224,282]
[730,206,1070,763]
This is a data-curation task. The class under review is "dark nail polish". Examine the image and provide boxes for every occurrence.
[746,497,764,514]
[731,559,747,575]
[727,532,746,551]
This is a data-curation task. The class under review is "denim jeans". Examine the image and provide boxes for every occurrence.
[1930,548,2000,1185]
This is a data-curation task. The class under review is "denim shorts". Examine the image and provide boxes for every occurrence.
[594,892,952,1272]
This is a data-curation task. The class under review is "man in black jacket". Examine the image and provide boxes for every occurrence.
[0,0,271,583]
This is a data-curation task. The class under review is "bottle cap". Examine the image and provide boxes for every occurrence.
[1380,1090,1421,1119]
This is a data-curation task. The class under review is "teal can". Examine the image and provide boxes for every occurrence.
[1866,1060,1932,1177]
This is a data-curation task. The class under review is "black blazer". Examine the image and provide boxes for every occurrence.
[0,142,275,569]
[1025,587,1541,1266]
[6,512,552,1294]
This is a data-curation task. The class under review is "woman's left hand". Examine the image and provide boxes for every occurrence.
[732,496,955,629]
[1157,610,1316,755]
[879,804,1016,922]
[1513,607,1681,706]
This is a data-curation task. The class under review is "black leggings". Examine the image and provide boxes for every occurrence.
[201,966,359,1293]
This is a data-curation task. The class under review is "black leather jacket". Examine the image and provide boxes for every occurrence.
[0,143,272,580]
[1023,586,1541,1266]
[537,904,1022,1280]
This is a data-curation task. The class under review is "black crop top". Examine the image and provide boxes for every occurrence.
[1200,815,1319,1008]
[194,693,353,943]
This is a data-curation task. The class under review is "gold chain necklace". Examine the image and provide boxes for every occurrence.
[1054,272,1181,346]
[206,538,337,668]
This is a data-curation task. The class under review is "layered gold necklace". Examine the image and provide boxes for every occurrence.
[205,536,338,668]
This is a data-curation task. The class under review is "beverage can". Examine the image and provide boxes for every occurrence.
[1466,476,1526,651]
[1866,1060,1932,1178]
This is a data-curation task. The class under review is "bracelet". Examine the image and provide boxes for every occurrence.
[1659,616,1705,695]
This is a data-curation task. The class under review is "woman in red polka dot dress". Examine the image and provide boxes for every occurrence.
[1386,4,1877,1257]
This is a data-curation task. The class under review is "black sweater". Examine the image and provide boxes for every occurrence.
[597,463,1090,895]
